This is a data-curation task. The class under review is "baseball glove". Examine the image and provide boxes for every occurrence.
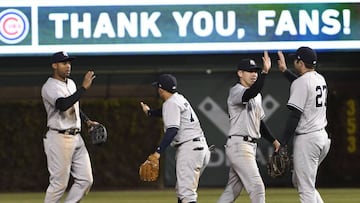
[267,146,291,178]
[88,124,107,145]
[139,153,159,181]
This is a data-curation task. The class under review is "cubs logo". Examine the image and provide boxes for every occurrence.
[0,9,29,44]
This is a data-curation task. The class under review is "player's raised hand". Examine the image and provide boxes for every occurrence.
[277,51,287,72]
[140,102,150,115]
[262,50,271,74]
[82,70,96,90]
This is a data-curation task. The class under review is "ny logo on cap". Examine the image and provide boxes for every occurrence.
[249,59,256,66]
[61,51,69,57]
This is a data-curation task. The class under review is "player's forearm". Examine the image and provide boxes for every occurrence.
[242,73,266,102]
[156,127,178,153]
[260,120,275,143]
[148,108,162,117]
[80,109,91,124]
[280,108,301,145]
[55,87,86,111]
[283,69,298,83]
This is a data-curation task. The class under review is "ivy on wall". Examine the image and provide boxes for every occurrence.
[0,98,162,191]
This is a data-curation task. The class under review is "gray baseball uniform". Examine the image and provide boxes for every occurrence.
[279,46,331,203]
[217,83,266,203]
[218,57,277,203]
[163,92,210,203]
[41,77,93,203]
[288,71,330,203]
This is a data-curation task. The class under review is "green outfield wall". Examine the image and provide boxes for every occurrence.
[0,52,359,191]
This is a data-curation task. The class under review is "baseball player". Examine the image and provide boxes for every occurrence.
[217,51,281,203]
[140,74,211,203]
[277,47,331,203]
[41,51,98,203]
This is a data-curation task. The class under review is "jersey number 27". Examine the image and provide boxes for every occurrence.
[316,85,327,107]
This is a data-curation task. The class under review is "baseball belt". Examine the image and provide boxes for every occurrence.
[50,128,80,135]
[174,137,202,148]
[228,135,258,143]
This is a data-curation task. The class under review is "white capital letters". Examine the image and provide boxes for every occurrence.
[93,12,115,38]
[258,10,275,36]
[172,11,193,37]
[299,10,319,35]
[275,10,297,35]
[70,13,91,38]
[215,11,236,37]
[49,13,69,39]
[321,9,341,35]
[193,11,213,37]
[117,12,138,38]
[140,12,161,37]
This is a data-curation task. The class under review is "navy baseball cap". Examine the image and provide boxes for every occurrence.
[237,59,261,72]
[289,46,317,66]
[51,51,75,63]
[152,74,177,93]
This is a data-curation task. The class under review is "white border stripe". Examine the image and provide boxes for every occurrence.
[0,41,359,55]
[0,0,359,7]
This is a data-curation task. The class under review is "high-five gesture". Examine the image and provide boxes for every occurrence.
[140,102,150,115]
[82,70,96,90]
[277,51,287,73]
[42,51,95,202]
[262,51,271,74]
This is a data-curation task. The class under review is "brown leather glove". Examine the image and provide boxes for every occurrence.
[267,146,291,178]
[139,153,159,181]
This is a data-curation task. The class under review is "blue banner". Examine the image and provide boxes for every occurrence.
[0,0,359,55]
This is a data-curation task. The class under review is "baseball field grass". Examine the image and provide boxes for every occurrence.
[0,188,359,203]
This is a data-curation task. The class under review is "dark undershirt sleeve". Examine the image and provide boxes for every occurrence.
[148,108,162,117]
[156,127,178,154]
[280,107,302,145]
[260,120,275,144]
[242,73,267,102]
[283,69,298,83]
[55,87,86,111]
